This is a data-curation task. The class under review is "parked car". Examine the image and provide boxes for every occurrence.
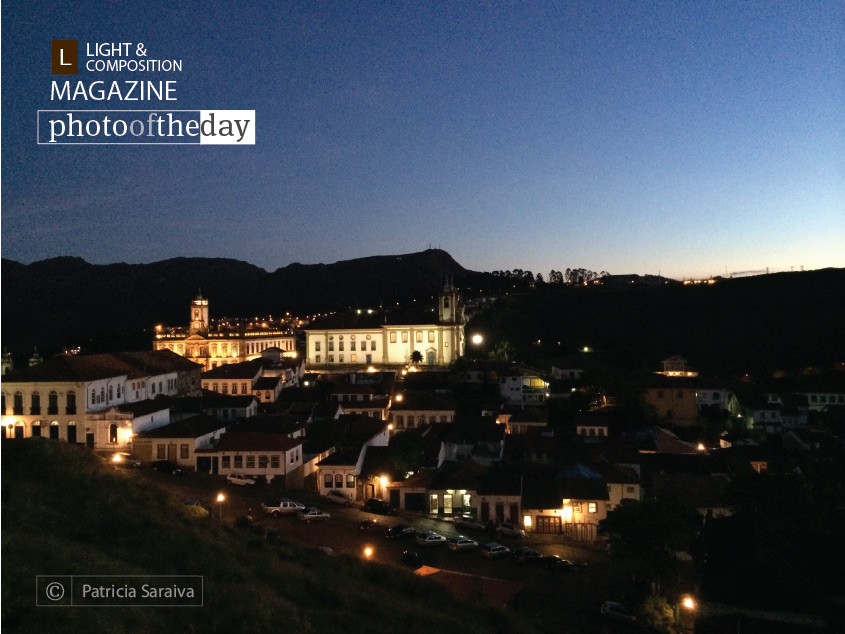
[402,550,421,568]
[480,542,511,559]
[297,507,331,523]
[447,535,479,551]
[454,514,487,531]
[540,555,575,571]
[111,452,141,468]
[358,519,388,535]
[324,490,354,506]
[261,498,305,516]
[415,531,447,547]
[151,460,183,475]
[362,498,397,515]
[226,473,256,486]
[600,601,636,622]
[513,546,541,563]
[496,522,525,538]
[385,523,416,540]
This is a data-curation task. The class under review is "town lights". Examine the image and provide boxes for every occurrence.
[379,476,388,487]
[682,596,696,610]
[471,334,483,345]
[394,394,403,402]
[216,493,225,520]
[363,546,373,559]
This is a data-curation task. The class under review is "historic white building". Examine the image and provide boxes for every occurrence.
[1,350,201,448]
[153,293,296,371]
[304,281,466,369]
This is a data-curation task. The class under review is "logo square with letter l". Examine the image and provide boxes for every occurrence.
[52,40,78,75]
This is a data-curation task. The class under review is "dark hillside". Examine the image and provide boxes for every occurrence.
[1,439,531,634]
[469,268,845,377]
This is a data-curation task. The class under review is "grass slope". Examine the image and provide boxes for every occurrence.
[2,440,533,634]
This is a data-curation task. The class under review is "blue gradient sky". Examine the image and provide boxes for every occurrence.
[2,1,843,279]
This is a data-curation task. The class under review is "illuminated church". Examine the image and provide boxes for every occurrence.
[304,280,465,369]
[153,293,296,371]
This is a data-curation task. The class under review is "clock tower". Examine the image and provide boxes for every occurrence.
[188,292,209,335]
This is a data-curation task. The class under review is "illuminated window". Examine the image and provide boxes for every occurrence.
[324,474,333,488]
[109,424,117,443]
[351,355,357,363]
[402,332,409,343]
[346,474,355,488]
[588,502,597,513]
[416,332,423,343]
[389,332,397,343]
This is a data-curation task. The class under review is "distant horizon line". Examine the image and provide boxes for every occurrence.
[1,250,836,283]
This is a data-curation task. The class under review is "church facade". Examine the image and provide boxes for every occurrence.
[153,294,296,371]
[304,281,466,369]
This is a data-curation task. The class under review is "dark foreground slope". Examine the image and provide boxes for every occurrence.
[1,440,530,634]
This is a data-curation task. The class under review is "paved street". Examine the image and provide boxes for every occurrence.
[146,468,645,632]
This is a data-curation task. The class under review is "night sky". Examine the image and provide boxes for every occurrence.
[2,1,843,279]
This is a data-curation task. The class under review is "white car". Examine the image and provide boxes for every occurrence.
[415,531,447,546]
[496,522,526,538]
[454,515,487,531]
[261,498,305,516]
[324,490,354,506]
[226,473,256,486]
[297,507,331,523]
[447,535,479,551]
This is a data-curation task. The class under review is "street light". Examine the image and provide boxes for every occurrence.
[216,493,225,520]
[471,334,483,345]
[363,546,373,560]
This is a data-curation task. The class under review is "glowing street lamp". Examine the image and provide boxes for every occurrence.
[682,596,695,610]
[216,493,225,520]
[363,546,373,560]
[471,334,483,345]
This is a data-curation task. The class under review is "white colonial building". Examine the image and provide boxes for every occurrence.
[305,281,465,369]
[153,293,296,371]
[1,350,201,449]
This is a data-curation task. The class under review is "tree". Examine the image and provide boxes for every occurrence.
[599,498,701,596]
[387,428,425,474]
[535,273,544,284]
[410,350,423,364]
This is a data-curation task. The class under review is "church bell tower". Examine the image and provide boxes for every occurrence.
[189,292,209,335]
[438,277,462,324]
